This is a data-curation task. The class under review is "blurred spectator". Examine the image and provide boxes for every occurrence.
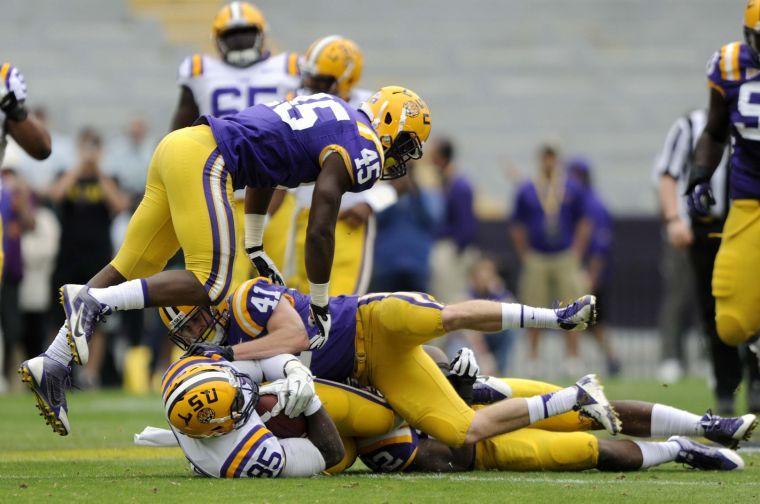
[0,168,35,385]
[567,157,621,376]
[370,164,441,292]
[510,143,591,377]
[467,255,516,375]
[4,106,75,196]
[19,202,60,361]
[103,117,153,198]
[49,127,130,387]
[654,109,759,412]
[429,137,478,302]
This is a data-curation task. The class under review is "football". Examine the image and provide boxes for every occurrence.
[255,394,307,438]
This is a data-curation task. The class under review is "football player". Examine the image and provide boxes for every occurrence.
[352,347,750,473]
[159,277,621,455]
[21,86,431,436]
[156,355,344,478]
[286,35,397,296]
[0,62,52,281]
[686,0,760,347]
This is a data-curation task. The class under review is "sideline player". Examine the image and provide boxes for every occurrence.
[686,0,760,347]
[155,355,344,478]
[21,86,431,436]
[158,277,621,452]
[286,35,397,295]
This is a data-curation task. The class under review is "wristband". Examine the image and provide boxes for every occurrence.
[309,282,329,307]
[245,213,267,248]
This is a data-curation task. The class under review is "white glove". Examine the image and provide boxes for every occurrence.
[282,359,316,418]
[246,246,285,285]
[259,379,288,417]
[450,347,480,378]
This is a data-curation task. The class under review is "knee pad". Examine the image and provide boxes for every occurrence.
[716,313,750,347]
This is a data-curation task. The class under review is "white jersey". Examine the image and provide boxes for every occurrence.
[0,63,28,165]
[163,358,326,479]
[177,52,300,118]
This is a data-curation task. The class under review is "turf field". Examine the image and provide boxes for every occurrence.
[2,378,759,503]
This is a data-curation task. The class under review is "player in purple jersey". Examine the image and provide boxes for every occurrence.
[161,277,625,454]
[22,87,430,437]
[686,0,760,348]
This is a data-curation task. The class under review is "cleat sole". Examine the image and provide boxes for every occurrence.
[18,365,68,436]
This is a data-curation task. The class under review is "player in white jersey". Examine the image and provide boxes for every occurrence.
[170,1,300,130]
[158,354,344,478]
[283,36,396,295]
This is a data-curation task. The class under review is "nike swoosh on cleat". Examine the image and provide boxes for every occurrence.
[72,302,85,339]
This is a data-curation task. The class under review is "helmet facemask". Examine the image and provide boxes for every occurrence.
[746,26,760,64]
[167,306,230,351]
[218,27,264,67]
[382,131,423,180]
[229,369,258,431]
[302,73,339,97]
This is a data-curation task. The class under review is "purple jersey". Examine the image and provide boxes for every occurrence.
[225,277,359,381]
[707,42,760,198]
[200,93,384,192]
[357,424,421,473]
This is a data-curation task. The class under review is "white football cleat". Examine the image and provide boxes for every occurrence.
[574,373,621,435]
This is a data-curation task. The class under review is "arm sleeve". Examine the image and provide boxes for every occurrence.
[706,49,726,96]
[278,438,327,477]
[230,278,284,339]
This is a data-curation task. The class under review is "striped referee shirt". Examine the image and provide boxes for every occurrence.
[652,109,729,223]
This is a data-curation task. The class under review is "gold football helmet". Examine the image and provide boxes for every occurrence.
[159,301,230,351]
[360,86,432,179]
[163,359,257,438]
[747,1,760,60]
[212,2,267,67]
[301,35,363,101]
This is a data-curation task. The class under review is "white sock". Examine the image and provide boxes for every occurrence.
[46,324,73,366]
[525,386,577,423]
[634,440,681,468]
[89,279,148,311]
[501,303,558,330]
[650,404,703,437]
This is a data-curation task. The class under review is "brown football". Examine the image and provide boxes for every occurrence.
[255,394,307,438]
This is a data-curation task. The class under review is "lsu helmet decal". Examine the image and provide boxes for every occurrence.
[159,301,230,351]
[360,86,431,179]
[746,0,760,60]
[212,2,267,67]
[301,35,364,100]
[163,358,257,438]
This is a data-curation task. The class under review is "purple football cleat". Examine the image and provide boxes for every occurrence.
[574,373,621,435]
[61,284,110,365]
[670,436,744,470]
[18,355,72,436]
[556,295,597,331]
[700,410,757,449]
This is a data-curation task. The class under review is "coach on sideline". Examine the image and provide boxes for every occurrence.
[654,108,760,415]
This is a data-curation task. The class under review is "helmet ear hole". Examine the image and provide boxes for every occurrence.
[384,112,393,125]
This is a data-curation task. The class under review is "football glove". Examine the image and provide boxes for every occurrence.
[685,166,715,218]
[308,303,331,350]
[258,379,288,417]
[0,83,27,122]
[246,245,285,285]
[282,359,316,418]
[450,347,480,379]
[183,342,234,361]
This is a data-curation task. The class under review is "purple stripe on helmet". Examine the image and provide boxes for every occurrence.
[220,424,262,476]
[202,150,222,294]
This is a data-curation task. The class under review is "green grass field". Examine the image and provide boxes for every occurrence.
[1,378,758,503]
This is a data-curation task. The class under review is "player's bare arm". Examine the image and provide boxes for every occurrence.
[303,406,345,470]
[230,297,310,360]
[169,86,200,131]
[694,88,731,177]
[7,112,51,159]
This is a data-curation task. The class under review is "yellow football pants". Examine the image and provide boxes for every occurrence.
[357,293,475,447]
[289,208,374,295]
[500,378,593,432]
[314,379,396,438]
[110,125,248,304]
[712,200,760,346]
[262,191,296,273]
[475,427,599,471]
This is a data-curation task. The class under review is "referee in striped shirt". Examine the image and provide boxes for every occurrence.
[655,108,759,414]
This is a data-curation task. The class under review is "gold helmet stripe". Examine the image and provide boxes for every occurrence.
[306,35,342,71]
[230,1,242,21]
[164,369,232,418]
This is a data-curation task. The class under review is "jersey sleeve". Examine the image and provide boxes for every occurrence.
[706,42,743,96]
[1,63,27,101]
[331,121,386,193]
[230,277,288,339]
[177,54,204,87]
[357,425,420,473]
